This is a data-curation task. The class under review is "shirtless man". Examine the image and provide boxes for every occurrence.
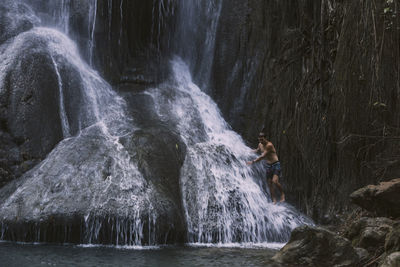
[247,132,285,204]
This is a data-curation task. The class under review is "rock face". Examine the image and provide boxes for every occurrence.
[0,126,186,244]
[272,225,360,266]
[0,0,39,44]
[11,0,398,226]
[345,217,395,253]
[206,0,400,221]
[7,0,398,225]
[350,178,400,218]
[0,2,63,187]
[0,18,187,244]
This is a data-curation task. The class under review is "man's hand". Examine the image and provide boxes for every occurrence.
[246,160,254,165]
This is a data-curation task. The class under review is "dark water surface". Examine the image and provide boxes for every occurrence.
[0,242,282,267]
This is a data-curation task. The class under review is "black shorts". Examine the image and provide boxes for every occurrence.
[266,161,281,180]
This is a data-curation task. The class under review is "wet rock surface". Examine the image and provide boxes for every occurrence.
[0,8,63,187]
[0,125,186,245]
[6,35,64,158]
[0,0,39,44]
[208,0,400,223]
[272,225,361,266]
[350,178,400,218]
[0,12,187,243]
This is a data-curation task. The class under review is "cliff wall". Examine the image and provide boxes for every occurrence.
[209,0,400,221]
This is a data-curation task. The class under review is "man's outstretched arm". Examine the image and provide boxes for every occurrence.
[247,151,267,165]
[252,144,261,153]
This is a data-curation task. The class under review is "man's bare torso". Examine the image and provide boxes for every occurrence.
[258,141,279,164]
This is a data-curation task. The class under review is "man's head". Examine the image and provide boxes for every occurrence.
[258,132,268,144]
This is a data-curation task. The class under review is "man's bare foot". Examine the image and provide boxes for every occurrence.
[280,194,285,202]
[272,198,277,204]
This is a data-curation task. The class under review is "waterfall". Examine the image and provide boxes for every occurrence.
[88,0,97,66]
[146,58,312,244]
[175,0,222,91]
[50,54,71,137]
[154,2,314,243]
[59,0,70,34]
[0,27,160,245]
[151,0,175,54]
[0,0,313,246]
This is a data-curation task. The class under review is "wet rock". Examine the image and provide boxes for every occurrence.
[385,223,400,254]
[0,125,186,245]
[380,252,400,267]
[0,24,91,188]
[0,166,13,188]
[350,178,400,218]
[272,225,360,266]
[6,33,64,159]
[0,29,77,187]
[355,247,369,263]
[345,217,395,253]
[0,0,39,44]
[130,128,186,198]
[117,52,171,92]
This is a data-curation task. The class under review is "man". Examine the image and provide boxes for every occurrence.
[247,132,285,204]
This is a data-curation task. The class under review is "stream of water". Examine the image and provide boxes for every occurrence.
[0,241,282,267]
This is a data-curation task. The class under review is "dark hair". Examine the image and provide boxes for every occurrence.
[258,132,266,138]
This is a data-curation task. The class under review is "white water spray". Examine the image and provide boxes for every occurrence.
[59,0,70,34]
[89,0,97,66]
[147,58,312,244]
[0,26,160,245]
[50,55,71,137]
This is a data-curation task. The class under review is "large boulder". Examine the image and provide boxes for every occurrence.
[0,32,60,186]
[350,178,400,218]
[6,33,64,158]
[0,125,186,245]
[0,50,188,244]
[345,217,396,253]
[272,225,361,266]
[0,0,44,188]
[0,27,89,187]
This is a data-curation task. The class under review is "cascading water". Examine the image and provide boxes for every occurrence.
[88,0,97,66]
[58,0,70,34]
[147,58,312,244]
[0,0,313,247]
[50,54,71,138]
[0,26,165,245]
[174,0,221,91]
[151,0,175,54]
[161,0,313,244]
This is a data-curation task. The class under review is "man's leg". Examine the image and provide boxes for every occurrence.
[267,179,277,204]
[272,174,285,202]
